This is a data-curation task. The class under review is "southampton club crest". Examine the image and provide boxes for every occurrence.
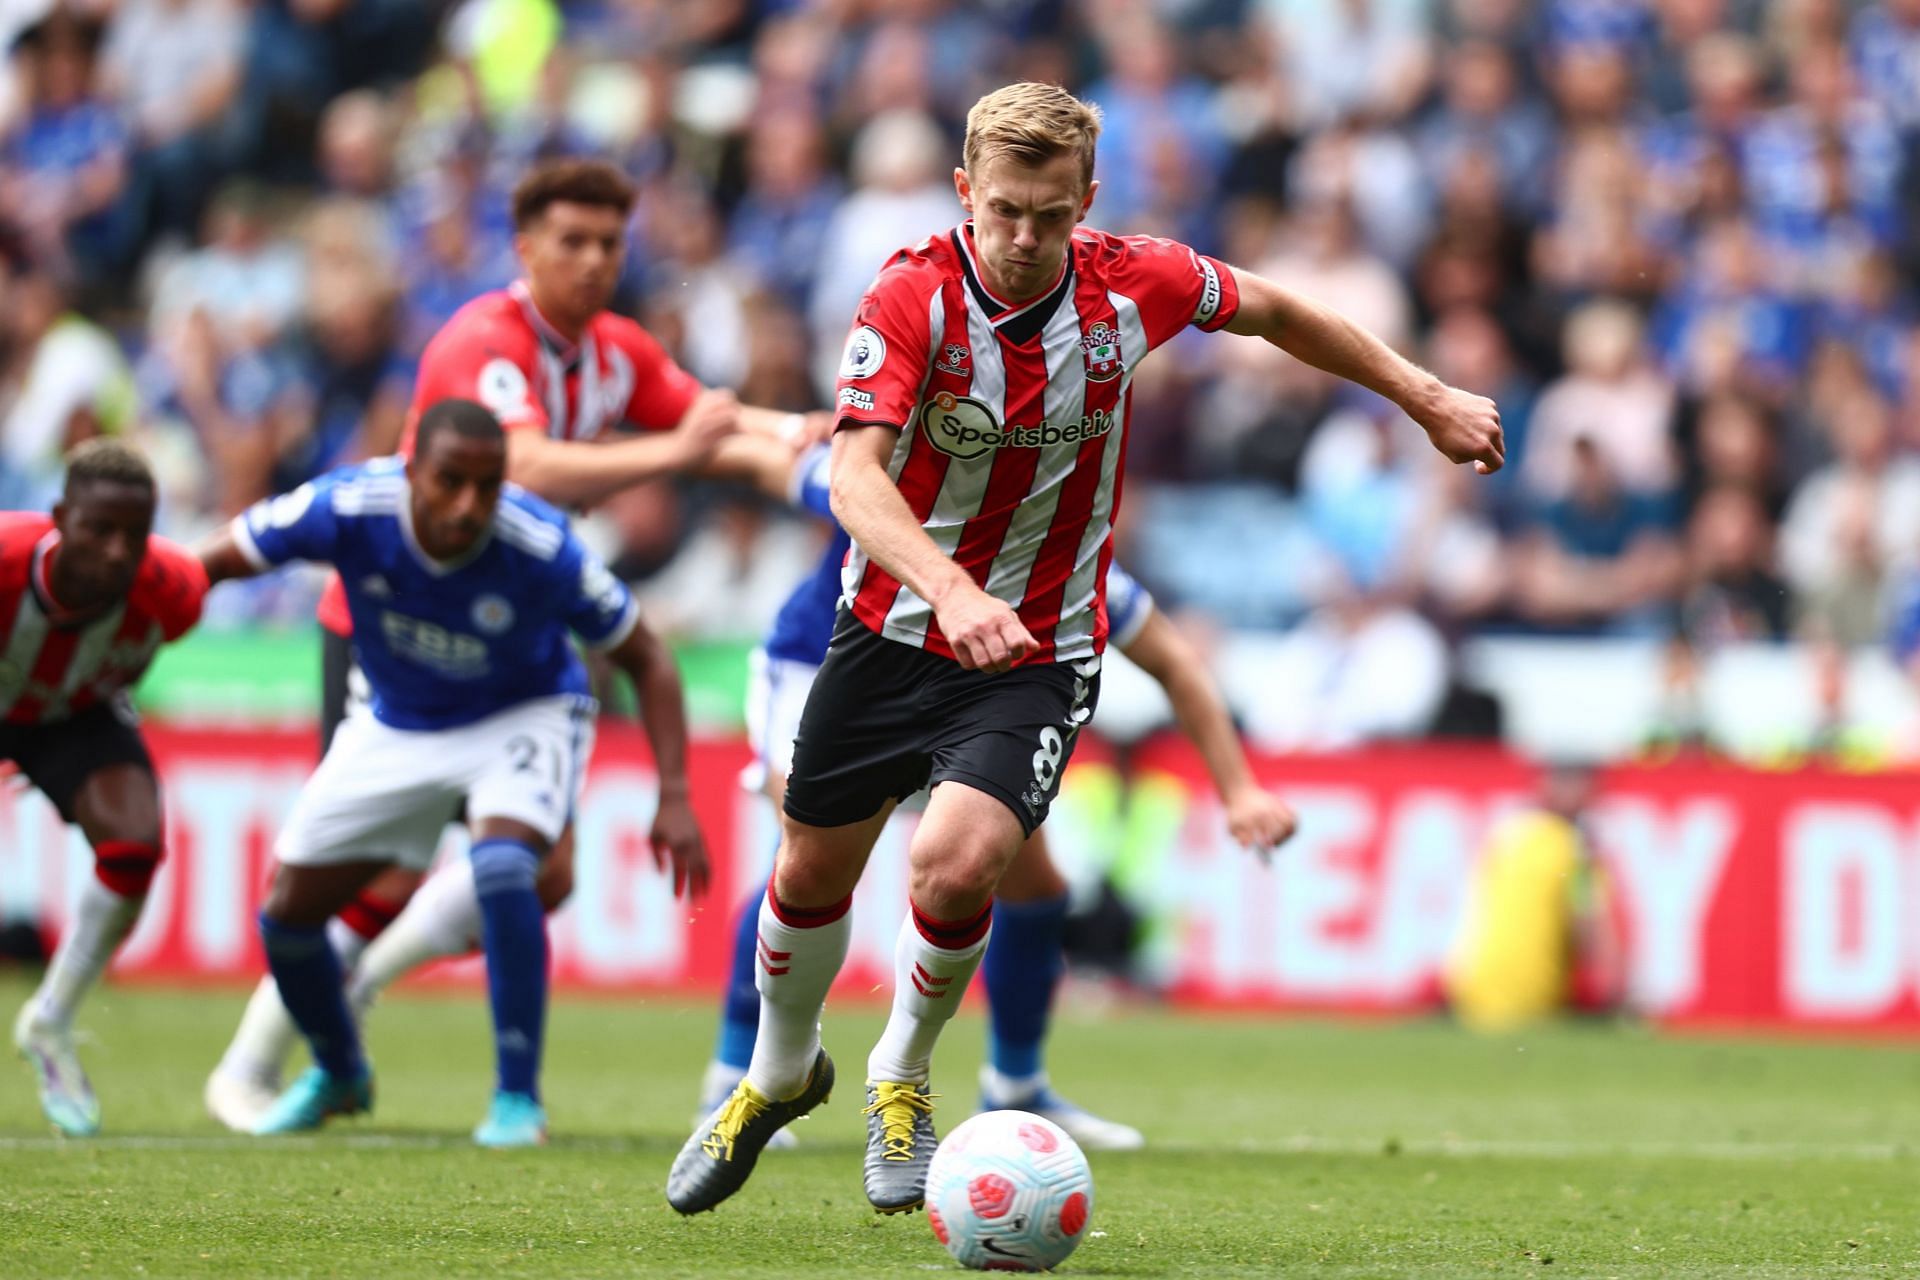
[1079,323,1123,383]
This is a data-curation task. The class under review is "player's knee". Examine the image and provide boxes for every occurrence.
[471,836,540,897]
[772,826,863,909]
[535,857,574,912]
[93,837,163,899]
[909,853,1001,920]
[260,877,326,928]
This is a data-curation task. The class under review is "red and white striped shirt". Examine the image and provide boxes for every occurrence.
[317,281,702,634]
[403,281,701,448]
[833,224,1238,664]
[0,514,206,726]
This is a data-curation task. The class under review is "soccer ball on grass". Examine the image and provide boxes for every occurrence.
[924,1110,1094,1272]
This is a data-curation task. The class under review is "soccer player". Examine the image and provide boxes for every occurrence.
[696,443,1296,1150]
[6,440,209,1136]
[197,399,709,1145]
[667,82,1502,1215]
[204,157,819,1129]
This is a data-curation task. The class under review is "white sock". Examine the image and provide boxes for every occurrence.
[217,915,374,1083]
[867,911,991,1085]
[327,916,373,969]
[745,891,851,1101]
[346,859,480,1008]
[29,879,141,1029]
[216,976,298,1083]
[981,1064,1048,1103]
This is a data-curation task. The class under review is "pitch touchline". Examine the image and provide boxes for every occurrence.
[1200,1135,1916,1161]
[0,1132,1908,1161]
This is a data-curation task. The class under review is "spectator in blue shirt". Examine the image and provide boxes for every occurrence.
[0,14,138,287]
[1515,436,1683,635]
[726,111,843,311]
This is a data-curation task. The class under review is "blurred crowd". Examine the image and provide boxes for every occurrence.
[3,0,1920,745]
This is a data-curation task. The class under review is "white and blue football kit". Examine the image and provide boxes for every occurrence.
[233,459,637,869]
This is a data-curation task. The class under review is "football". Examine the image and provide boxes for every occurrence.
[924,1110,1094,1272]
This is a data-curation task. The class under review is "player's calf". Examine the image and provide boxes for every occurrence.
[861,903,991,1212]
[535,828,575,911]
[14,831,162,1138]
[259,915,368,1071]
[468,831,550,1137]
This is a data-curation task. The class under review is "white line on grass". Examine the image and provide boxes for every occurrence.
[0,1132,1909,1161]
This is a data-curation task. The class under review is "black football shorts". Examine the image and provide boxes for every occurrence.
[782,612,1100,837]
[0,698,153,823]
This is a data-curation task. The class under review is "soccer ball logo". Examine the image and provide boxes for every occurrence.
[925,1111,1093,1272]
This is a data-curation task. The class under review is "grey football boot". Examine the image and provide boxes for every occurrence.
[667,1049,834,1214]
[862,1080,939,1213]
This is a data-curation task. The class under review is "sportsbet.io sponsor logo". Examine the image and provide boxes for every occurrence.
[919,392,1115,462]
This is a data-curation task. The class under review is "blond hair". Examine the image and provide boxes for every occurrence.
[963,82,1102,188]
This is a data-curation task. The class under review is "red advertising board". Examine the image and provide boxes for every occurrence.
[1119,740,1920,1030]
[3,726,1918,1032]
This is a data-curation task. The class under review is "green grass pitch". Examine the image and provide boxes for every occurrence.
[2,974,1917,1277]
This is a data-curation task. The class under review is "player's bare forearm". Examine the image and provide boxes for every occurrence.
[1122,611,1257,800]
[831,425,1035,670]
[194,527,262,587]
[694,432,802,498]
[608,622,693,796]
[1166,664,1261,799]
[1225,271,1435,405]
[1123,609,1295,852]
[506,430,700,508]
[1224,267,1504,473]
[828,426,974,608]
[736,404,830,446]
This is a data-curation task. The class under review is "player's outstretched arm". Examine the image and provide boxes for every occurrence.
[735,404,832,448]
[697,431,806,500]
[507,389,743,508]
[195,525,265,587]
[603,617,711,899]
[1119,609,1297,859]
[1224,268,1505,475]
[830,424,1036,673]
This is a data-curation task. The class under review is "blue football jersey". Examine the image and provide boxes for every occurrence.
[765,446,847,665]
[234,459,639,730]
[1105,561,1155,650]
[763,441,1155,664]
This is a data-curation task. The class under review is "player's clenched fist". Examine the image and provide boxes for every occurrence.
[1226,786,1298,863]
[936,585,1037,674]
[668,389,741,466]
[651,792,711,899]
[1412,384,1505,476]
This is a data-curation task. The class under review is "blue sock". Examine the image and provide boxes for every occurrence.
[715,885,765,1071]
[259,913,365,1080]
[471,837,547,1100]
[982,894,1069,1082]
